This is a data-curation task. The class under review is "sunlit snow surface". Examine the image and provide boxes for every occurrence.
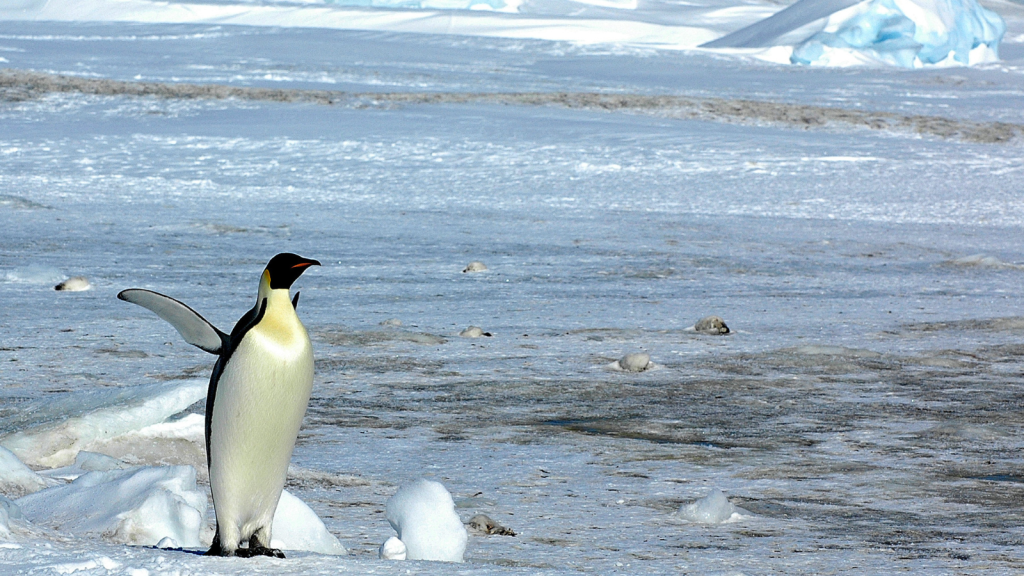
[1,0,1024,574]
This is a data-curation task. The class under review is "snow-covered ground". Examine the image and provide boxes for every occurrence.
[2,0,1024,573]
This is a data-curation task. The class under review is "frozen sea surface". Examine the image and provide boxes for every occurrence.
[1,3,1024,575]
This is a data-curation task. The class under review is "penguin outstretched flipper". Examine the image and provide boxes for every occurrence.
[118,289,227,354]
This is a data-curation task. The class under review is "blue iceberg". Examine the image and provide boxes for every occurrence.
[791,0,1006,66]
[704,0,1005,67]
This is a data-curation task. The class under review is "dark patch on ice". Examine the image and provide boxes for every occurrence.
[974,475,1024,484]
[94,347,149,359]
[903,317,1024,333]
[286,466,371,489]
[2,69,1021,144]
[148,364,210,381]
[318,328,447,347]
[0,194,51,210]
[542,418,727,448]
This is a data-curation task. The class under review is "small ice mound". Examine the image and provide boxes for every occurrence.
[0,446,56,498]
[3,265,65,285]
[950,254,1023,269]
[614,352,651,373]
[156,536,178,549]
[379,536,407,560]
[466,514,516,536]
[462,261,487,273]
[0,379,207,468]
[270,489,347,556]
[459,326,492,338]
[37,451,129,482]
[694,315,730,335]
[678,488,747,524]
[16,465,208,547]
[54,276,91,292]
[380,318,403,327]
[385,479,467,562]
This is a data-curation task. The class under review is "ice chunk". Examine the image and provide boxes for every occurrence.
[270,489,347,556]
[465,514,516,536]
[54,277,91,292]
[0,380,206,468]
[790,0,1005,67]
[678,488,746,524]
[459,326,492,338]
[379,535,407,560]
[694,316,731,335]
[38,451,130,482]
[615,352,651,372]
[16,465,207,548]
[0,446,55,498]
[385,479,468,562]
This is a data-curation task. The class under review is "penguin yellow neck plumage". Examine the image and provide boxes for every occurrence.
[253,269,306,352]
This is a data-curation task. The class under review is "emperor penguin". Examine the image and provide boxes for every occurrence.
[118,253,320,558]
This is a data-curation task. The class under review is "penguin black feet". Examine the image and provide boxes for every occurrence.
[237,534,285,558]
[235,546,286,559]
[204,532,285,558]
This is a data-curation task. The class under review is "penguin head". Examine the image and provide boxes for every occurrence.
[263,253,321,290]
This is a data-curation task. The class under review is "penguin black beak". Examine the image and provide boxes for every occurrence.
[292,259,321,269]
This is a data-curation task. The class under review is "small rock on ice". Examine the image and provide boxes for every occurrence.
[54,276,91,291]
[678,488,746,524]
[615,352,651,372]
[693,316,730,335]
[462,261,487,273]
[459,326,492,338]
[466,514,516,536]
[0,446,55,498]
[379,536,407,560]
[385,479,467,562]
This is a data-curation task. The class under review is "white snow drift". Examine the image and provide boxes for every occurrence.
[0,0,1005,67]
[384,479,467,562]
[0,380,207,469]
[0,446,55,498]
[17,464,209,548]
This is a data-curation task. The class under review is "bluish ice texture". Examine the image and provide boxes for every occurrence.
[792,0,1006,66]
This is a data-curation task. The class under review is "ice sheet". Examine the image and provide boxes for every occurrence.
[0,5,1023,575]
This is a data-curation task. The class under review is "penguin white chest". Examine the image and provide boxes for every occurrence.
[209,299,314,539]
